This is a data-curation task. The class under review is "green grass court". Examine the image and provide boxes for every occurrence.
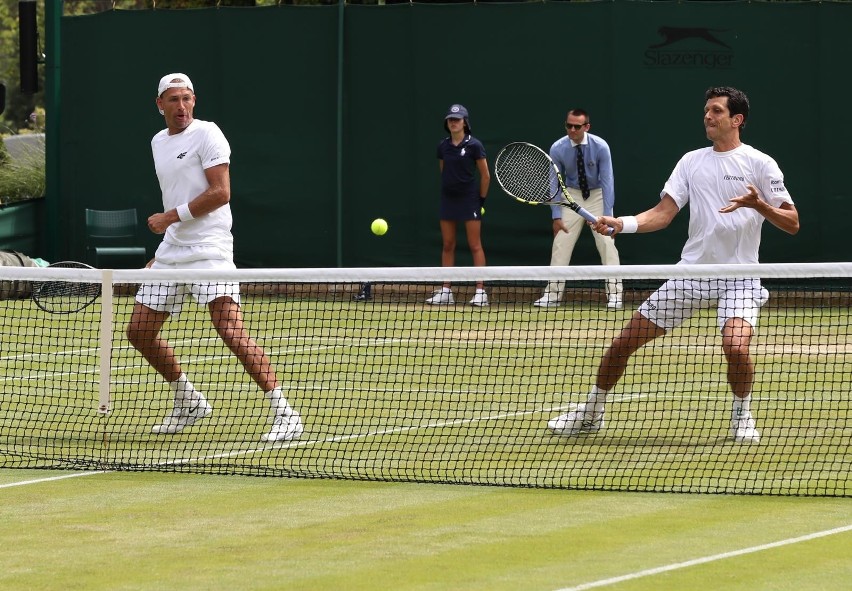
[1,468,850,590]
[1,289,850,589]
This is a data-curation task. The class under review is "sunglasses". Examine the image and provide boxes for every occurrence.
[564,122,588,130]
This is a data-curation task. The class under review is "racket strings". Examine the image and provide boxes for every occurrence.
[495,144,559,204]
[34,281,101,314]
[38,281,100,299]
[32,261,101,314]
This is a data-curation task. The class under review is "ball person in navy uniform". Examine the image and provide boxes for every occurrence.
[426,104,491,307]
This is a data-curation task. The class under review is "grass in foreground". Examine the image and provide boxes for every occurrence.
[0,469,850,591]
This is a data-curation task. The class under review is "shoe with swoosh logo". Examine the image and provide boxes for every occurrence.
[152,398,213,434]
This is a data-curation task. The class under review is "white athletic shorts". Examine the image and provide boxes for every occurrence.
[135,244,240,314]
[638,278,769,333]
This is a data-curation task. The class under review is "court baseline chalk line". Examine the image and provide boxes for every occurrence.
[554,523,852,591]
[0,470,109,489]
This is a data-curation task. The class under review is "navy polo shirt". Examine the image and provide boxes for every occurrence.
[436,135,486,198]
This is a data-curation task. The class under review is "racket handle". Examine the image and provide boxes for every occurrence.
[570,203,615,236]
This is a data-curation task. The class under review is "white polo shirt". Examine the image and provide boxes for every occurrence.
[151,119,233,261]
[662,143,794,264]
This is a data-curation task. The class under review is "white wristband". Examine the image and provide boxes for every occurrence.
[176,203,194,222]
[618,215,638,234]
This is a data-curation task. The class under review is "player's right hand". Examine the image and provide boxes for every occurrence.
[147,211,178,234]
[591,215,619,235]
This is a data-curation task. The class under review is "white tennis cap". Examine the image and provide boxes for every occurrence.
[157,73,194,97]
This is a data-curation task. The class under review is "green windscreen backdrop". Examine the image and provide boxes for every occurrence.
[55,2,851,268]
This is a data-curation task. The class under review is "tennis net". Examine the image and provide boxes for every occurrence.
[0,263,849,496]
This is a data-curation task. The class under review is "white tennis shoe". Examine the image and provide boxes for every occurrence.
[731,411,761,443]
[152,398,213,434]
[261,410,304,442]
[606,295,623,310]
[548,403,605,436]
[533,294,560,308]
[469,289,489,307]
[426,288,455,305]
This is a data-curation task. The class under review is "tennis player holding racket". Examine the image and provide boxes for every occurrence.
[549,87,800,444]
[126,73,302,442]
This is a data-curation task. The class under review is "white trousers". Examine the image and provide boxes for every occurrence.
[543,187,623,301]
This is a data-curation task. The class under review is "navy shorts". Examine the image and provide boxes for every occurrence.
[440,195,481,221]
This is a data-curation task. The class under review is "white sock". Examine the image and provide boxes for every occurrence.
[265,387,293,416]
[733,395,751,418]
[587,385,608,413]
[169,373,202,402]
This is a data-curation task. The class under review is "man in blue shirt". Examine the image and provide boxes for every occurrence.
[533,109,623,309]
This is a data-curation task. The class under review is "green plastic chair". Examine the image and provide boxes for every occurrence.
[85,208,147,269]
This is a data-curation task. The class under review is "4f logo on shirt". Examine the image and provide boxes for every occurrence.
[460,148,466,156]
[177,152,187,159]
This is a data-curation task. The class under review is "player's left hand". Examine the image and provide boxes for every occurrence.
[720,184,761,213]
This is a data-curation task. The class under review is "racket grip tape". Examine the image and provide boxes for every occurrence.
[570,203,615,236]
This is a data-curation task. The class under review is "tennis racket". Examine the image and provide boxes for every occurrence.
[32,261,101,314]
[494,141,613,234]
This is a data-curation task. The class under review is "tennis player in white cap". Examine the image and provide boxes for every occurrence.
[126,73,303,442]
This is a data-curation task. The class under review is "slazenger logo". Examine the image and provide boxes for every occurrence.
[724,175,745,181]
[644,26,734,69]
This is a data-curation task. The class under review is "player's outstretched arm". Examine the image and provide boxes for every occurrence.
[592,194,679,236]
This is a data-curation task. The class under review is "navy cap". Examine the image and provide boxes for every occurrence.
[445,104,469,120]
[444,104,471,133]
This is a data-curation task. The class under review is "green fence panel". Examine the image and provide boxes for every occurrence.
[59,7,339,267]
[57,2,851,268]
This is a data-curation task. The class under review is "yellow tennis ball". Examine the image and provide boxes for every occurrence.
[481,207,485,216]
[371,218,388,236]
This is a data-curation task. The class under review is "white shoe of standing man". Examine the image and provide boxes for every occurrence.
[606,295,623,310]
[533,293,560,308]
[469,289,489,307]
[426,287,455,305]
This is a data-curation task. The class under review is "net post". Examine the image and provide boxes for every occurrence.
[97,269,113,415]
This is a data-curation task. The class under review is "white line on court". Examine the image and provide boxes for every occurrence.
[0,470,109,489]
[554,523,852,591]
